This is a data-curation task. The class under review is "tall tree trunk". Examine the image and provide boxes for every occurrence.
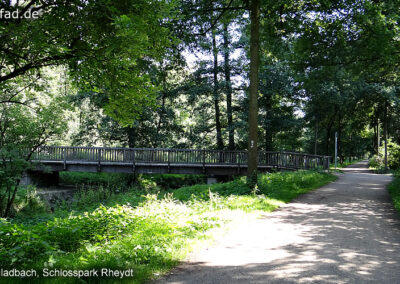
[314,117,318,156]
[126,127,136,148]
[212,28,224,150]
[373,113,378,154]
[264,94,273,151]
[377,118,380,154]
[349,133,353,161]
[223,22,234,150]
[4,179,20,217]
[384,102,388,172]
[154,74,167,148]
[247,0,260,187]
[373,123,377,153]
[326,129,330,156]
[153,93,166,148]
[375,106,380,155]
[338,113,342,163]
[265,125,273,151]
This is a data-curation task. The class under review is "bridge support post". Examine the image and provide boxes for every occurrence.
[207,177,218,185]
[206,175,232,185]
[20,172,33,186]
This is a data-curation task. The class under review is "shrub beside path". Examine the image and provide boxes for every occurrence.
[156,161,400,284]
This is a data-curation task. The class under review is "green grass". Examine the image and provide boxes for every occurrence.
[143,174,206,189]
[0,170,336,283]
[173,170,336,209]
[59,172,136,187]
[388,172,400,213]
[330,159,362,170]
[60,172,205,190]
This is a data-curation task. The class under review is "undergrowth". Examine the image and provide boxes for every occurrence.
[388,172,400,213]
[330,159,362,170]
[59,172,205,190]
[0,170,336,283]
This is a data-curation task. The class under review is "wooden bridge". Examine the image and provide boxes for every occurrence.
[29,146,331,176]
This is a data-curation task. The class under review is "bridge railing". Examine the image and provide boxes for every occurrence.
[260,151,330,170]
[31,146,330,170]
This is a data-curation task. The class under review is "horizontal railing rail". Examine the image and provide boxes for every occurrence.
[29,146,331,170]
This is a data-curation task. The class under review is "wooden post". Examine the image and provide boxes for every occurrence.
[237,152,241,174]
[202,150,206,174]
[63,148,66,170]
[335,132,338,169]
[132,149,136,173]
[167,149,171,173]
[97,148,101,172]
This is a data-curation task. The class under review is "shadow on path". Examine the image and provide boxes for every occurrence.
[156,161,400,284]
[340,160,375,174]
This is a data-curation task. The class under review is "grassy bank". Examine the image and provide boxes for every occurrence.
[60,172,206,190]
[330,159,362,170]
[388,173,400,213]
[0,170,336,283]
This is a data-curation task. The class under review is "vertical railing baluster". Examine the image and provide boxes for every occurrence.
[132,149,136,172]
[202,149,206,173]
[167,149,171,172]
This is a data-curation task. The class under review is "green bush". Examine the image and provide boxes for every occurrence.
[60,172,206,191]
[388,172,400,213]
[43,205,141,252]
[143,174,206,189]
[0,204,145,267]
[369,155,383,168]
[71,185,117,209]
[388,143,400,170]
[369,140,400,171]
[0,219,56,267]
[4,186,49,218]
[59,172,137,187]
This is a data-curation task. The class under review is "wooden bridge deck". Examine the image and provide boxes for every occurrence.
[29,146,331,176]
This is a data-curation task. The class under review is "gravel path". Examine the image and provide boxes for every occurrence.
[156,161,400,284]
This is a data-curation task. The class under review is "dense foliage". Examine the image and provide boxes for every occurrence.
[59,172,206,190]
[388,172,400,213]
[368,140,400,172]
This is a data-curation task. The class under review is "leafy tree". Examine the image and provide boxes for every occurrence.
[0,68,68,217]
[0,0,174,123]
[0,0,175,215]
